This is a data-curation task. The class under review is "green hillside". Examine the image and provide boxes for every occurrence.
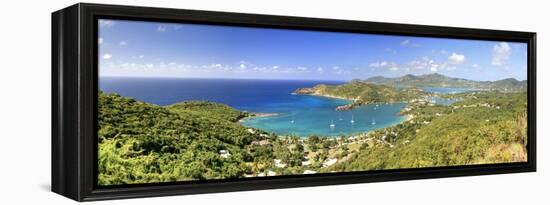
[98,89,528,184]
[295,81,425,104]
[167,101,248,122]
[98,92,261,185]
[327,91,528,171]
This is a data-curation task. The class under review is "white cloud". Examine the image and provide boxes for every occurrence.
[448,52,465,64]
[408,57,436,70]
[101,61,236,77]
[406,56,457,72]
[369,61,388,68]
[472,64,479,68]
[400,39,421,47]
[440,50,448,55]
[119,41,127,46]
[98,38,103,44]
[102,53,112,60]
[156,24,185,32]
[389,66,399,71]
[139,55,145,59]
[239,63,246,69]
[99,20,115,27]
[102,60,353,78]
[408,60,427,70]
[492,42,511,66]
[157,25,167,32]
[370,61,400,71]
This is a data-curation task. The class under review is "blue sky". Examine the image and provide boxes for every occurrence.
[99,19,527,81]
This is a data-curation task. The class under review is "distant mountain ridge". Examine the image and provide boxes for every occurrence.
[364,73,527,91]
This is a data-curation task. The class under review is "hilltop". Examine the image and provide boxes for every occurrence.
[98,92,265,185]
[294,81,425,110]
[364,73,526,91]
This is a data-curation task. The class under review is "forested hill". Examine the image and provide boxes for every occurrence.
[327,91,528,171]
[364,73,527,91]
[97,92,260,185]
[167,101,248,122]
[294,81,425,104]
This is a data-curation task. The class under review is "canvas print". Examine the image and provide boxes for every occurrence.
[97,19,528,186]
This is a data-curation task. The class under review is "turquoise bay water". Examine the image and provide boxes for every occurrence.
[100,77,407,137]
[241,100,406,137]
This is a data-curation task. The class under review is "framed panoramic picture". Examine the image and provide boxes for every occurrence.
[52,3,536,201]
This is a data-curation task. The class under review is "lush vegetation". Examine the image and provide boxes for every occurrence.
[327,91,528,171]
[365,73,527,92]
[295,81,425,104]
[167,101,248,122]
[98,88,528,185]
[98,92,260,185]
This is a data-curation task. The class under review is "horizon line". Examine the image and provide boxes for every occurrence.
[99,73,526,82]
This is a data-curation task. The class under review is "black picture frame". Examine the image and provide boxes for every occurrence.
[52,3,537,202]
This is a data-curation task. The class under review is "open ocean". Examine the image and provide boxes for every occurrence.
[100,77,406,137]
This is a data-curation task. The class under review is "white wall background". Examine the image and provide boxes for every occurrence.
[0,0,547,204]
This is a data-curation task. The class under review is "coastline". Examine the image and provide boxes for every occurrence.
[292,91,354,102]
[293,91,409,111]
[239,112,279,122]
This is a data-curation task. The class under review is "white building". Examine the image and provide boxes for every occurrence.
[219,150,231,158]
[274,159,287,168]
[303,170,317,174]
[323,158,338,167]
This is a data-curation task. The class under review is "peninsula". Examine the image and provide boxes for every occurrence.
[294,81,425,111]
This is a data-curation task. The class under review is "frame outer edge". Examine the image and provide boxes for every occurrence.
[51,8,61,196]
[78,2,97,201]
[51,3,83,202]
[52,3,537,201]
[530,33,536,171]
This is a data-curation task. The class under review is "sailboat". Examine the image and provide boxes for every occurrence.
[350,114,355,124]
[371,119,376,125]
[330,120,335,128]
